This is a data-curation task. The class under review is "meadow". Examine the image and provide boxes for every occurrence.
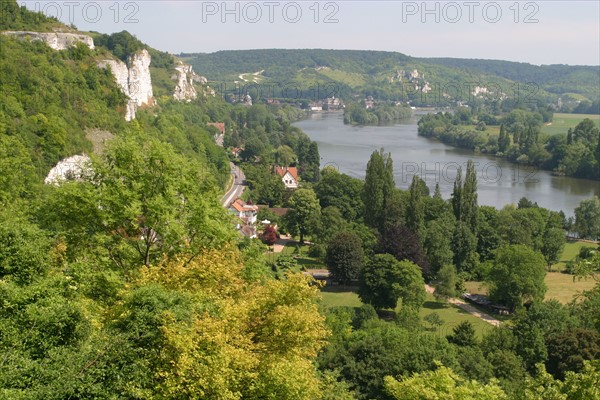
[541,113,600,136]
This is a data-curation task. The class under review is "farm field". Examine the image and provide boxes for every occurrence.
[541,113,600,136]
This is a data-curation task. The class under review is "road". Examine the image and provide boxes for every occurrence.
[221,162,246,207]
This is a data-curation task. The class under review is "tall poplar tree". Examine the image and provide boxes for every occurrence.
[451,166,463,222]
[363,149,395,231]
[462,159,479,235]
[407,175,425,240]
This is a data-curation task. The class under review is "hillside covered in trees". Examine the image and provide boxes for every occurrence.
[182,49,599,107]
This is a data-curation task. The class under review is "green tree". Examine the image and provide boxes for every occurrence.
[452,221,479,276]
[273,145,297,165]
[380,224,431,278]
[487,245,547,310]
[314,167,364,221]
[363,149,395,231]
[284,188,321,243]
[0,215,51,284]
[406,175,426,240]
[462,160,479,234]
[424,218,455,274]
[570,285,600,331]
[574,196,600,240]
[316,206,349,243]
[447,321,477,347]
[384,364,508,400]
[325,231,365,285]
[320,322,458,400]
[40,132,233,268]
[541,227,566,268]
[0,135,34,205]
[424,312,444,331]
[451,166,463,222]
[257,173,286,207]
[359,254,425,310]
[434,264,458,298]
[546,328,600,380]
[498,124,510,153]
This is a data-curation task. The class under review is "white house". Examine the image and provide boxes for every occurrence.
[274,166,299,189]
[229,198,258,225]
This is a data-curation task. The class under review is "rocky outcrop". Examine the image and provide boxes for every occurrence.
[173,63,197,102]
[98,50,155,121]
[45,154,91,185]
[128,50,154,107]
[2,31,94,50]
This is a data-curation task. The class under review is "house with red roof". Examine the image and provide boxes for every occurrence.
[274,166,299,189]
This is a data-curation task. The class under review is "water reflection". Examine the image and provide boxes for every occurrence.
[294,112,600,215]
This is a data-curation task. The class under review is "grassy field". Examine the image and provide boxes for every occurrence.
[541,113,600,136]
[551,240,596,272]
[465,272,597,304]
[320,286,362,308]
[319,288,494,338]
[465,239,598,304]
[544,273,597,303]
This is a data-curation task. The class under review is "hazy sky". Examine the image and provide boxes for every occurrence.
[23,1,600,65]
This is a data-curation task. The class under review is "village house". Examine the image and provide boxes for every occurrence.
[274,166,299,189]
[228,198,258,238]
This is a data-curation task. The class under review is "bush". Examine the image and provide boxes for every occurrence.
[308,244,326,260]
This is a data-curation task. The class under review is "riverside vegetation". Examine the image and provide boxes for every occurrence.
[1,1,599,399]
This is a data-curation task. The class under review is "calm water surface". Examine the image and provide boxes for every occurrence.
[294,112,600,215]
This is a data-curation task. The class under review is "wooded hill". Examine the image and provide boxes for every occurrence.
[181,49,600,106]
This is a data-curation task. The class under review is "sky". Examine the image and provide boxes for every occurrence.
[22,1,600,65]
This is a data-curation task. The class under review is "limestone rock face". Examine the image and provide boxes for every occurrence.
[2,31,94,50]
[45,154,91,185]
[173,63,197,102]
[128,50,154,107]
[98,50,155,121]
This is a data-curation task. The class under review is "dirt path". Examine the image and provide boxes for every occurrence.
[425,285,502,327]
[272,234,292,253]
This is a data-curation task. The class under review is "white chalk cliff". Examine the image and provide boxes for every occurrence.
[173,63,198,102]
[2,31,94,50]
[98,50,155,121]
[45,154,91,185]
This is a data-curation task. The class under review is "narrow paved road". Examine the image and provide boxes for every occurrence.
[221,163,246,207]
[425,285,502,327]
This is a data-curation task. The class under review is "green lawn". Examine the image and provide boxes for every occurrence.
[544,272,597,303]
[419,293,494,339]
[465,272,597,305]
[320,286,362,308]
[551,240,595,272]
[319,288,494,338]
[541,113,600,136]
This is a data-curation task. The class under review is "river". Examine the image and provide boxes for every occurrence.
[294,111,600,215]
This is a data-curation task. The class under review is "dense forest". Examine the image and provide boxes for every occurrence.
[1,1,599,398]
